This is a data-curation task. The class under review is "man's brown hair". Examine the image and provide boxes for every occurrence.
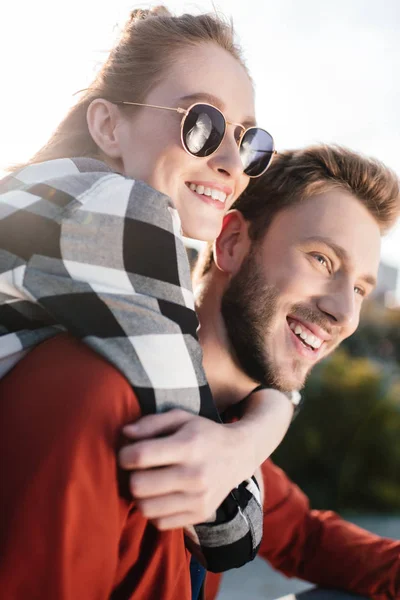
[194,144,400,281]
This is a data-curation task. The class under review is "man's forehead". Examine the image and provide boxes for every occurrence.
[262,190,381,276]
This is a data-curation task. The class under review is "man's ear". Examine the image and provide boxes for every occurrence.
[214,210,251,275]
[86,99,122,159]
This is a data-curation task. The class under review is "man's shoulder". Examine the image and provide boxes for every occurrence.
[30,332,130,379]
[1,333,141,424]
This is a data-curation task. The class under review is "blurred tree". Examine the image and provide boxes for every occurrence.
[273,341,400,512]
[345,304,400,363]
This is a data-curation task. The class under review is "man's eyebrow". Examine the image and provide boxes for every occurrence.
[178,93,256,127]
[303,235,377,288]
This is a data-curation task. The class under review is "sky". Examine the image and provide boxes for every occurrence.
[1,0,399,272]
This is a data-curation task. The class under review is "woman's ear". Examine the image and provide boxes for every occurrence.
[86,99,122,159]
[214,210,251,274]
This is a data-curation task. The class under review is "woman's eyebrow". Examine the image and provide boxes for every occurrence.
[178,92,256,126]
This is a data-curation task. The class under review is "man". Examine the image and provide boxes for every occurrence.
[200,144,399,598]
[120,144,400,600]
[0,145,399,599]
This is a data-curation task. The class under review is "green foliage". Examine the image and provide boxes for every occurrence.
[273,343,400,513]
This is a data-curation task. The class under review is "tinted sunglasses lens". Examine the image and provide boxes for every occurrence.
[182,104,226,157]
[240,128,274,177]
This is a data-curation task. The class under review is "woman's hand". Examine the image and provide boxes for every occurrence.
[119,388,293,530]
[119,409,253,530]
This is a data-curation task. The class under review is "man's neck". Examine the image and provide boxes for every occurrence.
[195,272,259,412]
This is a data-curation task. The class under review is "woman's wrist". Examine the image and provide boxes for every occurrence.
[225,419,262,481]
[225,389,295,476]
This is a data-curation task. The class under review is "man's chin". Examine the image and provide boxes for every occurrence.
[271,364,310,393]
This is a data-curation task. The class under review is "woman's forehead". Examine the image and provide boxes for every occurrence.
[148,42,255,122]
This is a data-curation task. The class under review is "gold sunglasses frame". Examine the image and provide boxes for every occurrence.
[114,100,277,178]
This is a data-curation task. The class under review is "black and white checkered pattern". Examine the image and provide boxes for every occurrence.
[0,157,262,572]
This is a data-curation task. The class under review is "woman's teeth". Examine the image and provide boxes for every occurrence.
[188,183,227,203]
[289,321,322,349]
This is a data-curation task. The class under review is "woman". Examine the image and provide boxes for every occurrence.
[0,7,296,597]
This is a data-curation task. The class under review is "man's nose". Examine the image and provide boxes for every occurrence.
[316,280,358,329]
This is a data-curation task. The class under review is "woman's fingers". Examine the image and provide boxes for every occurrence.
[129,466,186,498]
[137,492,191,519]
[154,513,199,531]
[137,491,212,527]
[119,429,193,470]
[122,409,193,440]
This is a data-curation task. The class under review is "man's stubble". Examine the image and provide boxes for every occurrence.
[220,249,313,392]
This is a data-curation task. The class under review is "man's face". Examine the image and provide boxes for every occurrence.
[221,189,381,391]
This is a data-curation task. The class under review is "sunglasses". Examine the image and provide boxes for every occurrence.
[114,101,276,178]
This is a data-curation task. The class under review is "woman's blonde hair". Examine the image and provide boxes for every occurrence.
[26,6,246,165]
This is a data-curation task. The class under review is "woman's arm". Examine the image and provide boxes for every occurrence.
[0,157,264,572]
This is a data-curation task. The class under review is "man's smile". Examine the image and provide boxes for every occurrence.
[286,317,327,362]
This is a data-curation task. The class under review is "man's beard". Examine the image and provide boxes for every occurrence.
[221,249,284,389]
[221,250,322,392]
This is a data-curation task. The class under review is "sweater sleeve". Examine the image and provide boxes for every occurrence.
[0,160,263,573]
[205,460,400,599]
[7,169,212,419]
[258,459,400,600]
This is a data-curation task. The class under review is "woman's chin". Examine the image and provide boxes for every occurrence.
[182,221,221,243]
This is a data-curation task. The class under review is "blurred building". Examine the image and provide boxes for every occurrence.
[372,262,400,307]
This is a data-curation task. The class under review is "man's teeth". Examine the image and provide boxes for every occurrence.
[189,183,227,203]
[289,321,322,349]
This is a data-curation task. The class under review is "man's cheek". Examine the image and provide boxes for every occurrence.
[274,264,316,298]
[278,281,313,306]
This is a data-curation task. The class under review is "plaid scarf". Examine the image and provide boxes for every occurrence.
[0,157,262,573]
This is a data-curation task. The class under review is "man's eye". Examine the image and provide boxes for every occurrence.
[354,286,365,297]
[312,253,331,272]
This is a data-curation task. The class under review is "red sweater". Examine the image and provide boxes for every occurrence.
[0,334,191,600]
[0,334,399,599]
